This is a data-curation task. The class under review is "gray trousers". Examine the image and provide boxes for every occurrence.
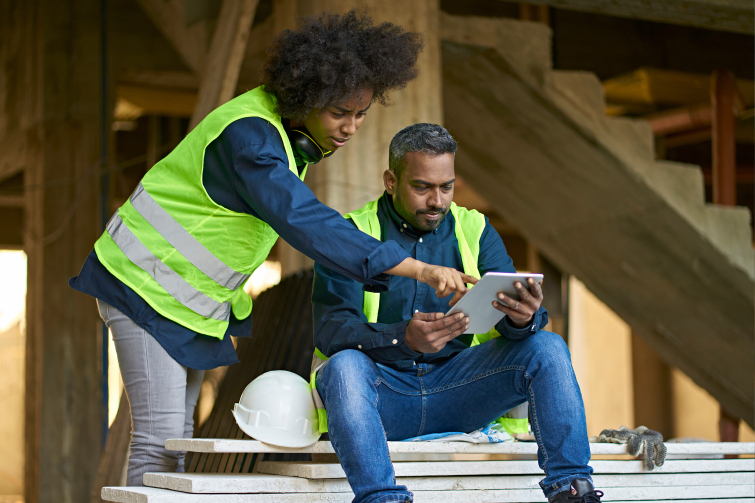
[98,300,205,486]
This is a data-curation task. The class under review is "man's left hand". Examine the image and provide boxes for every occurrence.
[492,277,543,328]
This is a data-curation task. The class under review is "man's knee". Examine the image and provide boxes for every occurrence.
[318,350,380,409]
[524,330,573,371]
[319,349,378,387]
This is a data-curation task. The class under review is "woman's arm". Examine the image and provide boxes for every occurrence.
[205,118,474,296]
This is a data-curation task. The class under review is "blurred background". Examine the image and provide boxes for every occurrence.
[0,1,753,502]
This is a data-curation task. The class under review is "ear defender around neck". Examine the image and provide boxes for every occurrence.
[288,128,333,164]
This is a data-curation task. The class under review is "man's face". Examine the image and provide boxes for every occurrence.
[302,88,374,153]
[385,151,455,232]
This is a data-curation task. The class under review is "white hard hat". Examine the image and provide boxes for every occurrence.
[232,370,320,448]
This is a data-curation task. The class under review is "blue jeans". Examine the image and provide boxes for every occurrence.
[316,331,593,503]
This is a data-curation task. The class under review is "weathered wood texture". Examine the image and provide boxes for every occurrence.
[275,0,443,275]
[189,0,259,130]
[170,438,755,456]
[102,485,755,503]
[133,0,208,73]
[144,470,755,493]
[1,0,107,501]
[495,0,754,34]
[91,394,131,503]
[439,15,754,426]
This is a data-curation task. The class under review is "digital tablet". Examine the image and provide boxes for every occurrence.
[446,272,544,334]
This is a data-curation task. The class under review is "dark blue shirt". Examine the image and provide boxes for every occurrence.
[69,117,409,370]
[312,194,548,370]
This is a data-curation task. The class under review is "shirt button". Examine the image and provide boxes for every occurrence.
[392,339,398,345]
[419,238,423,243]
[402,223,407,228]
[358,345,362,349]
[415,310,419,313]
[531,324,537,330]
[400,229,404,233]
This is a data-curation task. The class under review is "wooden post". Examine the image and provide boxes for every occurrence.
[711,70,741,442]
[275,0,443,276]
[189,0,259,130]
[711,70,737,207]
[18,0,107,501]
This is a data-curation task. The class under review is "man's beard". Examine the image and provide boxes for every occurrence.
[415,207,448,231]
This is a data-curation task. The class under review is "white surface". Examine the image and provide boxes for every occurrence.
[258,458,755,479]
[143,471,753,494]
[167,438,755,456]
[103,485,755,502]
[445,272,543,333]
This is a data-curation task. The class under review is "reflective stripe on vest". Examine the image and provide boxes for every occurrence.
[107,211,231,321]
[129,183,251,290]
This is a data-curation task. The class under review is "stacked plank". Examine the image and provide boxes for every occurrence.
[102,440,755,502]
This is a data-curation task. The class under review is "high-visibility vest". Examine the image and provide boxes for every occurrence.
[94,87,306,339]
[310,199,529,436]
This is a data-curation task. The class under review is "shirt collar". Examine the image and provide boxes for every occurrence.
[379,192,449,239]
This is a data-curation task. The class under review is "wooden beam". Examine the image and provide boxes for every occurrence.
[0,132,27,183]
[189,0,259,130]
[117,69,198,90]
[0,195,25,207]
[604,68,754,108]
[134,0,208,74]
[495,0,754,34]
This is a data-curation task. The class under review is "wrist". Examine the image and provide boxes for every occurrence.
[508,315,533,329]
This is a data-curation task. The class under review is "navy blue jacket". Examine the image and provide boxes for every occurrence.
[312,194,548,370]
[70,118,408,369]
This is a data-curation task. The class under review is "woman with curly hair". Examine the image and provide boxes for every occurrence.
[69,10,475,486]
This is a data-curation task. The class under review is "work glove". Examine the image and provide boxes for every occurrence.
[597,425,667,470]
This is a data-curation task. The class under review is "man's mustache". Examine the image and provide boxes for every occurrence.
[417,208,447,215]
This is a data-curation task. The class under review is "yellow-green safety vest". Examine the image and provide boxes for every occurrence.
[95,87,306,339]
[310,199,529,436]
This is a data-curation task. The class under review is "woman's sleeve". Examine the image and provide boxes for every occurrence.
[226,120,409,288]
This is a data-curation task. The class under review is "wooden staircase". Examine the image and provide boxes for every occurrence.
[439,13,754,425]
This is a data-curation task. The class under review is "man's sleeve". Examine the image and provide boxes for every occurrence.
[312,260,421,364]
[477,218,549,340]
[225,119,409,289]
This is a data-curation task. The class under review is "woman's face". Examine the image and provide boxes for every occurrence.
[303,88,374,152]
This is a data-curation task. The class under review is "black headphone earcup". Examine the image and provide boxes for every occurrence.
[289,129,332,164]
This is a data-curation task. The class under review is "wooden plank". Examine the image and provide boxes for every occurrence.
[143,471,753,494]
[102,484,755,502]
[258,458,755,479]
[133,0,208,74]
[169,439,755,456]
[188,0,259,130]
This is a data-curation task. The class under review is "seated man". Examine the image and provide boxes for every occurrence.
[312,123,601,503]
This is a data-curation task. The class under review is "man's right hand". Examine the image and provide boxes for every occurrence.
[405,311,469,353]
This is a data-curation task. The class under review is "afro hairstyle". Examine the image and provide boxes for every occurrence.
[261,10,424,120]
